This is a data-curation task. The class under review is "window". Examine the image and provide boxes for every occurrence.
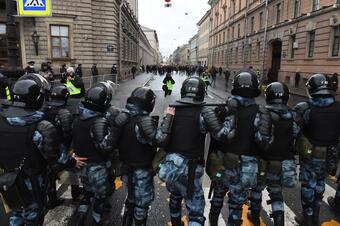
[289,35,296,58]
[332,25,340,57]
[50,25,70,58]
[219,33,222,44]
[223,32,226,43]
[312,0,320,11]
[0,24,7,59]
[237,24,241,38]
[230,48,233,63]
[294,0,300,18]
[276,3,281,24]
[235,47,238,63]
[308,31,315,57]
[257,42,261,59]
[239,0,241,12]
[232,0,236,15]
[259,12,264,29]
[250,17,254,33]
[232,26,235,40]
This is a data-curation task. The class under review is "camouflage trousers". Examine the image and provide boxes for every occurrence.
[9,176,45,226]
[159,153,205,226]
[78,163,110,223]
[223,155,258,226]
[299,157,326,216]
[122,169,154,221]
[249,160,297,214]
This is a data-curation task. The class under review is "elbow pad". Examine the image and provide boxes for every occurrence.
[91,117,110,144]
[160,114,174,134]
[137,116,157,141]
[37,120,60,162]
[202,107,222,134]
[57,108,73,137]
[293,102,310,126]
[258,106,272,137]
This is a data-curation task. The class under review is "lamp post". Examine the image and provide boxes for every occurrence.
[32,31,40,56]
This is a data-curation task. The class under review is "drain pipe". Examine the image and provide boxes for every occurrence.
[261,0,269,83]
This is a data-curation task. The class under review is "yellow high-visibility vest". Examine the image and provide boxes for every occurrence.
[166,80,173,91]
[202,74,209,82]
[66,80,81,96]
[5,86,11,101]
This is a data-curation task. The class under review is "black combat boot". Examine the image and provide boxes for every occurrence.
[209,212,219,226]
[327,196,340,213]
[272,211,284,226]
[171,216,184,226]
[134,217,147,226]
[247,209,261,226]
[295,213,314,226]
[312,206,320,226]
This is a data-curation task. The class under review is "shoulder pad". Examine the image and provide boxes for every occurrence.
[92,117,110,141]
[114,112,130,127]
[57,109,73,129]
[270,111,281,122]
[37,120,58,136]
[293,102,310,114]
[37,120,60,146]
[227,98,239,108]
[107,106,121,117]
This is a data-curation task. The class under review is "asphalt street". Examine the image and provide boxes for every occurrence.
[1,72,339,226]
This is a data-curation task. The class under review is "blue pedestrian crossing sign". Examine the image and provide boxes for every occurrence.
[18,0,52,17]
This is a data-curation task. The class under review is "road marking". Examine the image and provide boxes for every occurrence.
[203,187,226,226]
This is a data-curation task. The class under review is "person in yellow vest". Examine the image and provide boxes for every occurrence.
[62,67,85,115]
[202,70,210,94]
[163,72,175,97]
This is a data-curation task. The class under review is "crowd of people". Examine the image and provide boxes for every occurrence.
[0,65,338,226]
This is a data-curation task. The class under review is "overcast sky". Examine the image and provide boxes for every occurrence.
[139,0,210,59]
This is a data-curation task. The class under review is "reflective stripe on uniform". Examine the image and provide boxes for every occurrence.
[5,86,11,101]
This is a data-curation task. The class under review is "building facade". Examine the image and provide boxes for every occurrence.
[197,10,210,67]
[208,0,340,94]
[188,34,199,65]
[139,27,158,66]
[179,44,190,65]
[0,0,144,80]
[142,26,162,64]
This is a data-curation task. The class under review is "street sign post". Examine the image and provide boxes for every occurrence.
[17,0,52,17]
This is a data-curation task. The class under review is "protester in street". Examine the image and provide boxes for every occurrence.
[91,63,99,84]
[202,70,210,94]
[294,74,340,226]
[60,63,67,75]
[163,72,175,97]
[111,87,175,226]
[39,62,54,82]
[111,64,118,83]
[25,61,36,74]
[75,64,83,78]
[295,70,301,88]
[224,69,231,90]
[131,66,137,79]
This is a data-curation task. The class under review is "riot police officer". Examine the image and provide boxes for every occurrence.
[294,74,340,226]
[111,87,175,226]
[72,85,115,225]
[43,84,77,207]
[248,82,299,226]
[217,70,261,226]
[159,77,227,226]
[0,79,84,226]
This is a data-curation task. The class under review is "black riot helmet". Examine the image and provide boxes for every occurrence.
[12,79,42,109]
[231,70,261,98]
[82,86,112,113]
[94,81,115,97]
[48,84,70,107]
[265,82,289,105]
[180,77,206,104]
[306,74,336,97]
[127,87,156,113]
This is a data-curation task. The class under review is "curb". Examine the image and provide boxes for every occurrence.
[143,74,155,87]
